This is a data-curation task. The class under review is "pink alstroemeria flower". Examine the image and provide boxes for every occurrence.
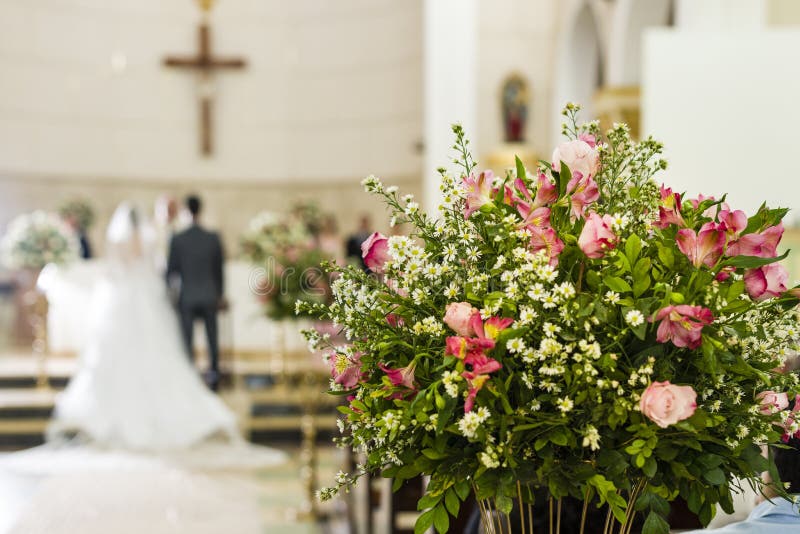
[463,170,496,219]
[462,372,490,413]
[477,316,514,341]
[361,232,391,273]
[727,223,784,258]
[744,263,788,301]
[718,204,748,237]
[675,222,726,268]
[512,174,557,227]
[566,171,600,219]
[329,351,363,389]
[445,336,494,361]
[654,185,685,229]
[379,362,417,390]
[688,194,716,211]
[757,390,790,415]
[461,354,503,413]
[578,212,618,259]
[528,226,565,267]
[653,305,714,349]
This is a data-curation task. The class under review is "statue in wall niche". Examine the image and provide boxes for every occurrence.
[501,73,529,143]
[484,73,537,177]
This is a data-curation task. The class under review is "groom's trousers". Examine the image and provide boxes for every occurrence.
[178,303,219,385]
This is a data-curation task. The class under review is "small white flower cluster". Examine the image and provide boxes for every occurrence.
[458,407,491,439]
[582,425,601,451]
[412,316,445,336]
[442,370,462,398]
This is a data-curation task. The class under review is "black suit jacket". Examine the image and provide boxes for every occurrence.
[166,225,224,307]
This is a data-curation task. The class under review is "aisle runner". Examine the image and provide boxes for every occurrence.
[9,470,266,534]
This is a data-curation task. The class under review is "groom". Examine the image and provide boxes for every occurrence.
[167,195,225,391]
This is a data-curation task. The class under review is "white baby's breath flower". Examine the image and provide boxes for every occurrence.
[604,291,620,304]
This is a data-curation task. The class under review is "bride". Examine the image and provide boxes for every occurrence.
[45,202,246,450]
[4,203,285,470]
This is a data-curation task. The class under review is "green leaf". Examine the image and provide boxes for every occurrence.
[454,480,470,501]
[703,468,726,485]
[417,494,442,511]
[515,156,526,182]
[496,494,513,515]
[605,276,632,293]
[444,488,460,517]
[558,161,571,196]
[642,510,670,534]
[422,448,446,460]
[657,245,674,269]
[724,250,789,269]
[414,508,435,534]
[626,234,642,264]
[433,503,450,533]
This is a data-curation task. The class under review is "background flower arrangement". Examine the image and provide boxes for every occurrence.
[58,198,95,232]
[300,104,800,534]
[241,203,333,321]
[1,210,80,270]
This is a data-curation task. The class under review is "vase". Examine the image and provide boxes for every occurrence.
[475,481,645,534]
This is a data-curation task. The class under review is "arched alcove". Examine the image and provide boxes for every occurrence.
[552,1,604,144]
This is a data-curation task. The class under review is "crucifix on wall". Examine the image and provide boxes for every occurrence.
[163,21,246,156]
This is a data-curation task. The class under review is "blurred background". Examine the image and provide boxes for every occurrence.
[0,0,800,533]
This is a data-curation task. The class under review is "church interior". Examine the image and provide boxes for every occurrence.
[2,0,800,532]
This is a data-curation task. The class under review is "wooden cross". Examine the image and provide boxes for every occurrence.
[163,23,246,156]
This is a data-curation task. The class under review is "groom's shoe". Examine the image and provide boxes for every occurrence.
[206,370,220,392]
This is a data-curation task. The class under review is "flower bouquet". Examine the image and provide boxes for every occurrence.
[58,198,95,232]
[241,208,332,321]
[299,104,800,534]
[1,210,80,270]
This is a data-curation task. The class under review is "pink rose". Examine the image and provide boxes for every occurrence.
[444,302,478,337]
[640,381,697,428]
[757,390,790,415]
[676,222,726,269]
[654,305,713,349]
[578,212,618,259]
[552,139,600,179]
[361,232,391,273]
[744,263,788,301]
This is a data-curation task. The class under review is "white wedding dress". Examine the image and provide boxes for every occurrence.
[1,203,286,473]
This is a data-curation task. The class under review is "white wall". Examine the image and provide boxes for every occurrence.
[642,29,800,220]
[0,0,423,183]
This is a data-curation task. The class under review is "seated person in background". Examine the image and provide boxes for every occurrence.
[685,437,800,532]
